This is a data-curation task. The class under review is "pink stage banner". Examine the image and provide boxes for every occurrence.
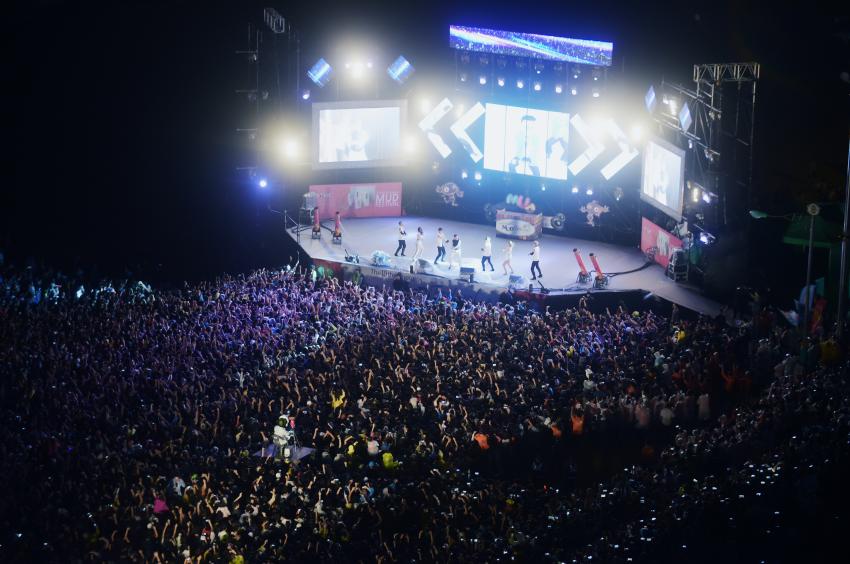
[308,182,403,220]
[641,217,683,268]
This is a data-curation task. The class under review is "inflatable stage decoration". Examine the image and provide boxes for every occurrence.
[580,200,610,226]
[505,193,536,213]
[436,182,464,206]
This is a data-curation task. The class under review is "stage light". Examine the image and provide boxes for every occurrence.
[281,139,299,160]
[630,124,643,142]
[678,102,693,131]
[461,170,468,179]
[614,186,624,201]
[541,184,546,192]
[571,186,579,194]
[645,85,657,113]
[702,191,712,204]
[474,171,482,181]
[555,84,563,94]
[307,58,332,87]
[533,81,542,91]
[688,139,694,149]
[258,178,268,189]
[592,69,601,81]
[592,87,600,98]
[366,61,373,68]
[571,87,578,96]
[301,89,311,100]
[403,136,418,155]
[692,186,701,203]
[572,66,580,79]
[479,75,487,85]
[460,72,468,82]
[387,55,414,84]
[516,79,524,89]
[586,187,594,195]
[497,77,505,87]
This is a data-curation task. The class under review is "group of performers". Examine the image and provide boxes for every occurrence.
[313,210,545,280]
[393,221,544,280]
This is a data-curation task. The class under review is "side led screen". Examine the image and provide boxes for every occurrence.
[450,25,613,67]
[641,138,685,221]
[312,100,407,170]
[483,103,570,180]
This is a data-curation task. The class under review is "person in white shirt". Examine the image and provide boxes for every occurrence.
[394,221,407,256]
[272,416,292,459]
[449,234,462,270]
[434,227,446,264]
[480,236,494,272]
[529,240,542,279]
[412,227,424,261]
[502,240,514,275]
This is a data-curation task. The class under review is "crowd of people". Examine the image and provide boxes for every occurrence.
[0,260,846,563]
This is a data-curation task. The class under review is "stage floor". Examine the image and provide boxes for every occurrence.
[288,216,720,316]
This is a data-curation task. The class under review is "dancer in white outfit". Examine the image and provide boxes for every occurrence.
[412,227,424,261]
[502,240,514,275]
[449,233,462,270]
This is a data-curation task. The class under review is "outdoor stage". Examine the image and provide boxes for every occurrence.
[288,215,720,316]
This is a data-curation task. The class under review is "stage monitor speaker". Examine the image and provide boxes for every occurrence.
[509,274,524,285]
[460,266,475,283]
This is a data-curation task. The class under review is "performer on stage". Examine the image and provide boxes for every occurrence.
[449,233,462,270]
[502,240,514,275]
[333,211,343,238]
[394,221,407,256]
[529,240,542,280]
[481,236,494,272]
[311,206,321,236]
[435,227,446,264]
[412,227,424,261]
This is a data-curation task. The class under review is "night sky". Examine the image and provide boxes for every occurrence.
[9,0,849,283]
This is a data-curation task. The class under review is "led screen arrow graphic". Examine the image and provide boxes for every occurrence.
[599,119,639,180]
[449,102,485,163]
[567,114,606,176]
[418,98,454,158]
[419,98,640,181]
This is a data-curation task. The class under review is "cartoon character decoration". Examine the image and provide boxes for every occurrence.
[505,193,536,213]
[580,200,610,227]
[436,182,464,207]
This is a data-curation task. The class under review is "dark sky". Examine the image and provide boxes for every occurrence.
[8,0,849,280]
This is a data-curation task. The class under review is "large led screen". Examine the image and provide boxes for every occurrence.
[483,103,570,180]
[450,25,613,67]
[312,100,406,170]
[641,138,685,221]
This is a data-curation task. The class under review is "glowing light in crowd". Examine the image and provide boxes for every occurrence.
[258,178,268,188]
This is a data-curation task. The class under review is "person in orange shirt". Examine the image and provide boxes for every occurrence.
[570,404,584,436]
[473,432,489,450]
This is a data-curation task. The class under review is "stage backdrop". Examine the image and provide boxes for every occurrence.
[640,217,683,268]
[309,182,403,220]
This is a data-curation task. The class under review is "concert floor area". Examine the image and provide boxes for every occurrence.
[288,216,720,316]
